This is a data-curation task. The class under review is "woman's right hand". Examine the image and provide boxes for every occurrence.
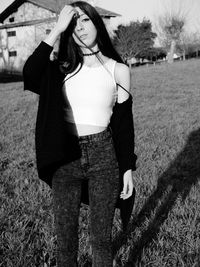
[44,5,77,47]
[55,5,77,34]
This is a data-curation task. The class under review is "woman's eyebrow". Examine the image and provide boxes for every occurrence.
[79,14,87,17]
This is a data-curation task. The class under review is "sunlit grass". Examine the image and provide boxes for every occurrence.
[1,59,200,266]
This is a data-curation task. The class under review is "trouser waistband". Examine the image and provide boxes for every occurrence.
[78,127,111,144]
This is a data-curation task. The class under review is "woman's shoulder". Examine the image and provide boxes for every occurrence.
[115,63,130,87]
[114,63,131,103]
[115,62,130,78]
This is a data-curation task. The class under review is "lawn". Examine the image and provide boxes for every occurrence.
[0,59,200,266]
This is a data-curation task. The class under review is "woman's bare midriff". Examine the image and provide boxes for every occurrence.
[77,124,107,136]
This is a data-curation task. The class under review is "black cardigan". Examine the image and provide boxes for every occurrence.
[23,41,137,229]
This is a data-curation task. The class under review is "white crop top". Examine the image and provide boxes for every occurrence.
[62,59,117,135]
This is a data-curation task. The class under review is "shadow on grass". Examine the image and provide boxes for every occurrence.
[0,73,23,83]
[113,128,200,266]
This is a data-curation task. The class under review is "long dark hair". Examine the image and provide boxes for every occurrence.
[57,1,124,75]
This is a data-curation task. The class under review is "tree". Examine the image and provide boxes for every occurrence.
[177,31,200,59]
[188,32,200,58]
[112,19,157,65]
[142,47,167,62]
[155,1,188,63]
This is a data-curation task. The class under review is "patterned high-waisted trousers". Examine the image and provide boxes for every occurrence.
[52,128,120,267]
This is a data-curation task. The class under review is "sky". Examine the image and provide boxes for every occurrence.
[0,0,200,33]
[96,0,200,34]
[0,0,14,13]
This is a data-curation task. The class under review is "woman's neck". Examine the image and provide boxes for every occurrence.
[81,44,103,67]
[80,44,99,55]
[83,53,103,67]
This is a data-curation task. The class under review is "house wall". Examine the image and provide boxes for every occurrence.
[0,2,114,72]
[0,2,56,72]
[4,2,55,24]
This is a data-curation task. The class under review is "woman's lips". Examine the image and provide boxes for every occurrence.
[79,34,87,40]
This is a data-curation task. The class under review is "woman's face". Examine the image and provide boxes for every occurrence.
[72,7,97,49]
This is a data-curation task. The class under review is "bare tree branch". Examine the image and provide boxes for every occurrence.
[155,1,188,63]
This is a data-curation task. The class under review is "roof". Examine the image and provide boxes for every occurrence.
[0,0,120,23]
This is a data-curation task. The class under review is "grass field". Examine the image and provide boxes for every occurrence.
[1,59,200,266]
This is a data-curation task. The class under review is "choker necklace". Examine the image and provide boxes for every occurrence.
[83,50,100,56]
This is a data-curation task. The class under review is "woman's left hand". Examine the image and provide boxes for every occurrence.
[120,169,136,200]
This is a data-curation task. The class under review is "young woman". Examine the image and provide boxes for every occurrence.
[23,1,137,266]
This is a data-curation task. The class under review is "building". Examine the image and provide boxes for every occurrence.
[0,0,120,72]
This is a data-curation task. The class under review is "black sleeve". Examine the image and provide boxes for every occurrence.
[110,95,137,175]
[23,41,53,95]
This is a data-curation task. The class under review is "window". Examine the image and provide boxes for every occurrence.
[9,51,17,57]
[46,29,51,34]
[9,17,15,23]
[8,31,16,37]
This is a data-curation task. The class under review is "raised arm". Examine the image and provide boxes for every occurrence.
[23,5,77,94]
[44,5,77,46]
